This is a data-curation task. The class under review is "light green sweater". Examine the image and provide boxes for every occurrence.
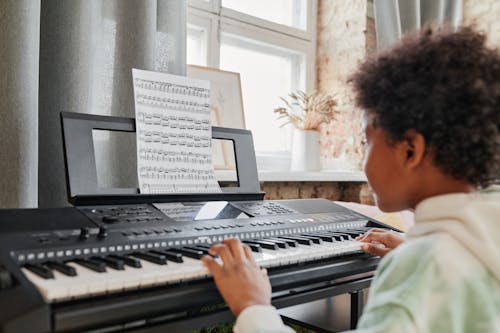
[234,188,500,333]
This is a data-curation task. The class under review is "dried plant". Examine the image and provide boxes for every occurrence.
[274,90,338,131]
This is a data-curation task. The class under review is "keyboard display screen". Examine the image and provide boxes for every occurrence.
[153,201,249,222]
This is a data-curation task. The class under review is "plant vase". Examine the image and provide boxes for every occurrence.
[290,129,321,171]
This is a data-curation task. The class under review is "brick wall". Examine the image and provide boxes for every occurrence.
[463,0,500,46]
[316,0,368,171]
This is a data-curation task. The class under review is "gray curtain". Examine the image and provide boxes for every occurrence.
[374,0,463,49]
[0,0,187,208]
[0,0,41,209]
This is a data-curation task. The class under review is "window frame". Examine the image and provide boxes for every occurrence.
[187,0,317,168]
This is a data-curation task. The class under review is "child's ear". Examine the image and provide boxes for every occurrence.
[402,129,426,168]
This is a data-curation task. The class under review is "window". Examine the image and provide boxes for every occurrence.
[187,0,317,170]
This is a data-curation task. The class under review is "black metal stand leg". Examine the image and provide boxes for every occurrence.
[350,290,364,329]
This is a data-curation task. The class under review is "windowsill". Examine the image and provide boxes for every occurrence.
[215,170,367,182]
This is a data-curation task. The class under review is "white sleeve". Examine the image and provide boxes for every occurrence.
[233,305,295,333]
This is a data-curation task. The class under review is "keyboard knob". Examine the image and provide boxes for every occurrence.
[79,227,90,240]
[98,226,108,238]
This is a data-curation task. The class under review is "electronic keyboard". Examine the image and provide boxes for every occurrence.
[0,198,395,332]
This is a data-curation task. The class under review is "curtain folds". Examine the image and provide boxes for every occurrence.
[0,0,41,208]
[374,0,463,49]
[0,0,187,208]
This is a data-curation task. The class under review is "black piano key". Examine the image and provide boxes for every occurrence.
[194,244,212,250]
[183,246,210,255]
[108,254,142,268]
[262,238,289,249]
[299,235,323,244]
[244,240,278,250]
[150,250,184,263]
[322,232,348,241]
[302,233,335,242]
[279,236,313,245]
[243,243,262,253]
[330,232,351,241]
[169,248,204,260]
[73,258,106,273]
[267,237,297,247]
[343,230,363,238]
[133,252,167,265]
[24,263,54,279]
[45,261,77,276]
[92,256,125,270]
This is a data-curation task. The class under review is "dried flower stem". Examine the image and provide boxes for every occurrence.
[274,90,338,131]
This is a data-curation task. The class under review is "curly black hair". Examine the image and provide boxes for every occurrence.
[351,25,500,187]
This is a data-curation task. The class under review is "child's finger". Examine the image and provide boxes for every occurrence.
[243,244,255,263]
[358,231,393,245]
[201,255,223,276]
[361,243,390,257]
[209,244,234,266]
[222,238,246,262]
[356,228,387,241]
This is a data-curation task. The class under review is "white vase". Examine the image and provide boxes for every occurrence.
[290,129,321,171]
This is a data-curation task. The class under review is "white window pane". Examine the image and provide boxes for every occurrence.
[222,0,307,30]
[220,33,305,153]
[187,24,207,66]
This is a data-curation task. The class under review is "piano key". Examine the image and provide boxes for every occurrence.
[298,235,323,244]
[279,236,313,245]
[108,254,142,268]
[243,240,278,250]
[92,256,125,270]
[45,261,77,276]
[183,246,210,255]
[267,237,297,247]
[73,258,106,273]
[169,248,204,260]
[302,233,336,242]
[150,250,184,263]
[331,232,352,240]
[262,238,289,249]
[243,243,262,252]
[133,252,167,265]
[24,263,54,279]
[342,230,364,238]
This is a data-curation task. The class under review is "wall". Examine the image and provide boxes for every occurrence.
[463,0,500,46]
[316,0,370,171]
[262,0,374,203]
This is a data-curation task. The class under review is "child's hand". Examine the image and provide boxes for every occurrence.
[356,228,405,257]
[202,238,272,317]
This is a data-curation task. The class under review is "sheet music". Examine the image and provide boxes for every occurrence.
[132,68,221,194]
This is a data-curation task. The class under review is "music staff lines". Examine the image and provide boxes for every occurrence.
[136,94,210,113]
[134,78,210,98]
[139,148,212,165]
[139,166,217,181]
[143,184,221,194]
[137,112,211,130]
[138,130,211,148]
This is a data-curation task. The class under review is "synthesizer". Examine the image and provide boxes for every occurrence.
[0,198,394,332]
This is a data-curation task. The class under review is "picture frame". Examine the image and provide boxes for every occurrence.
[187,65,246,129]
[187,65,245,170]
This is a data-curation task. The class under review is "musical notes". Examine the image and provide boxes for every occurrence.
[132,69,221,194]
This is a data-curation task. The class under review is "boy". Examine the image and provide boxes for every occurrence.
[202,25,500,332]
